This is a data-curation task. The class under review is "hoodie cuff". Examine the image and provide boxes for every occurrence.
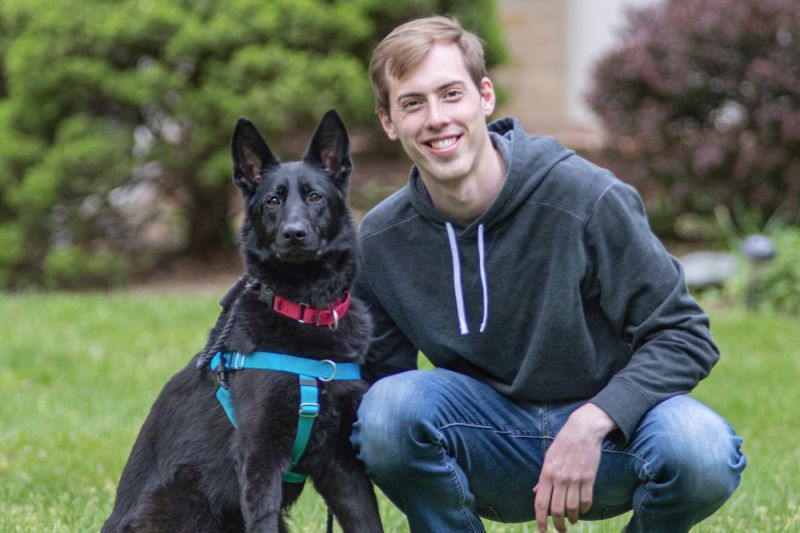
[590,378,652,443]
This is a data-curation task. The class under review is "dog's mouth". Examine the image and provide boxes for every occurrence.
[272,243,324,263]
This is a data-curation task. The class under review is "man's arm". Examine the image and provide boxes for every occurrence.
[353,254,419,382]
[535,180,718,531]
[583,181,718,440]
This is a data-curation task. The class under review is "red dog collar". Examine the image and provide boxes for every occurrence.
[260,286,350,329]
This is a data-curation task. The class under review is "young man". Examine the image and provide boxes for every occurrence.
[350,16,745,533]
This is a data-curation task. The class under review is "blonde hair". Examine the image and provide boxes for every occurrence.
[369,16,487,113]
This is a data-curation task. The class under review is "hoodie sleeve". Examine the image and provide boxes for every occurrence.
[583,181,719,441]
[353,253,419,383]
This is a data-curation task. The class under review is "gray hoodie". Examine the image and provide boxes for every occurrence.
[354,117,718,441]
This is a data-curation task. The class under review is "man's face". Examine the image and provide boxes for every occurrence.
[378,42,496,187]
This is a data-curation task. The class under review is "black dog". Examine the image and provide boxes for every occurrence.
[102,110,382,533]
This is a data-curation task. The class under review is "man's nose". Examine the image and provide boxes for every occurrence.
[425,100,450,129]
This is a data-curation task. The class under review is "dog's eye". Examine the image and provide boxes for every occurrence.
[266,196,282,207]
[307,192,322,204]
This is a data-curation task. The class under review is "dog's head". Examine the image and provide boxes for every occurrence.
[231,110,354,269]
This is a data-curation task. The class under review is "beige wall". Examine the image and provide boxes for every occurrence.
[491,0,659,149]
[491,0,569,135]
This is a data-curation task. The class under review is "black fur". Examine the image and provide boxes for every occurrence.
[102,110,382,533]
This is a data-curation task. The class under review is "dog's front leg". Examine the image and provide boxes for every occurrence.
[314,450,383,532]
[237,450,289,533]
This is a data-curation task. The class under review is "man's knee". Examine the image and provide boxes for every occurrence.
[644,396,746,507]
[351,371,440,477]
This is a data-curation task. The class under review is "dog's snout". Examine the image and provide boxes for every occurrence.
[282,223,307,242]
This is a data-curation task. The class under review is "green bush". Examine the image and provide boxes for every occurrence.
[0,222,24,285]
[0,0,506,289]
[42,246,130,290]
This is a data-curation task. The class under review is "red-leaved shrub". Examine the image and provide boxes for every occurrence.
[588,0,800,234]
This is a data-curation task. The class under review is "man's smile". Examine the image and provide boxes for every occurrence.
[424,134,462,153]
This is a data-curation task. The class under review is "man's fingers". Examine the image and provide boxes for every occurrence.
[534,481,552,533]
[565,481,581,524]
[550,483,568,533]
[579,482,593,514]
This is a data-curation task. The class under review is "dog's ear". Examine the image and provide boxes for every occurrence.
[231,118,279,195]
[303,109,352,187]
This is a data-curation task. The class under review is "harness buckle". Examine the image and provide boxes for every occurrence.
[319,359,337,382]
[215,363,230,390]
[216,370,229,389]
[214,353,230,390]
[299,402,320,417]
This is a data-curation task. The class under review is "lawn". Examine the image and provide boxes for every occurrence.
[1,291,798,532]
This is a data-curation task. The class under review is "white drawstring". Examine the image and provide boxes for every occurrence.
[446,222,470,335]
[477,224,489,332]
[445,223,490,335]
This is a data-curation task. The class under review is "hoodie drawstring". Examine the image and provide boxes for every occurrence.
[446,223,469,335]
[477,224,489,333]
[445,222,489,335]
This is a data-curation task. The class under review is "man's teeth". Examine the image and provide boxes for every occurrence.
[430,137,457,149]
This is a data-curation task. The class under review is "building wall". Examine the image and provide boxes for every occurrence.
[491,0,659,148]
[491,0,569,134]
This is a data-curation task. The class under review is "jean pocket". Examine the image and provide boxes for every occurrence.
[476,504,503,522]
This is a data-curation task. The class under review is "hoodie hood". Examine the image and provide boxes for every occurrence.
[407,116,574,235]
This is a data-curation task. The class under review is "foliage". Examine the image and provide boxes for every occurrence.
[0,0,506,288]
[2,292,798,531]
[721,224,800,315]
[588,0,800,237]
[753,227,800,314]
[42,246,129,290]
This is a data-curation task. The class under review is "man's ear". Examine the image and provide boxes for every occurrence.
[231,118,279,196]
[480,77,496,117]
[303,109,352,187]
[378,107,398,141]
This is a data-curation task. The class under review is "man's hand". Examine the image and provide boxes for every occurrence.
[533,403,616,533]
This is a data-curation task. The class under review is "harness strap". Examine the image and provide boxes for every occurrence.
[283,375,319,483]
[211,351,361,483]
[212,351,362,380]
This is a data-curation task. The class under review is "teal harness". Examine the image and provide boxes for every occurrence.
[210,351,362,483]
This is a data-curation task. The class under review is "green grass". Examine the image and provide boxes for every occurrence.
[1,292,798,532]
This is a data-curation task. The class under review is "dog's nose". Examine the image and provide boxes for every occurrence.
[282,223,307,242]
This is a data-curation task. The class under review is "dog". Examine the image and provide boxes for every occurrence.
[102,110,383,533]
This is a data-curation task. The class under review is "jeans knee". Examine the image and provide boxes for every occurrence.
[351,371,439,478]
[646,397,746,507]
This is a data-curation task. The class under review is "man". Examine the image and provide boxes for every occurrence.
[350,16,745,533]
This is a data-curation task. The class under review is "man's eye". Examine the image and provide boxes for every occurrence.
[401,99,422,111]
[444,89,462,100]
[307,192,322,203]
[266,196,282,207]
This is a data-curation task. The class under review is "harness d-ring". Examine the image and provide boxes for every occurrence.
[319,359,337,381]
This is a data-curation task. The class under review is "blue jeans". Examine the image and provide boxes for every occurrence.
[351,369,745,532]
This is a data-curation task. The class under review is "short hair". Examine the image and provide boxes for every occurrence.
[369,16,488,113]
